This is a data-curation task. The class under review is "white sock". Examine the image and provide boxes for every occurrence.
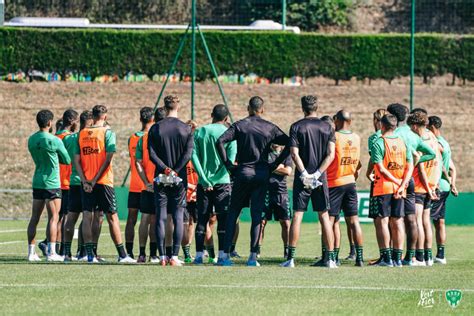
[171,255,179,261]
[28,244,35,256]
[48,242,56,255]
[218,250,225,258]
[159,255,167,261]
[196,251,203,258]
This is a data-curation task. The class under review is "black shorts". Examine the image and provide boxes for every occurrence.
[184,201,198,223]
[415,193,432,210]
[328,183,358,218]
[82,184,117,214]
[32,188,61,200]
[197,183,232,216]
[60,189,69,216]
[154,183,187,216]
[292,177,330,212]
[229,173,268,214]
[264,193,291,221]
[404,177,416,215]
[140,190,155,215]
[127,191,141,209]
[68,185,83,213]
[369,194,405,218]
[431,191,449,221]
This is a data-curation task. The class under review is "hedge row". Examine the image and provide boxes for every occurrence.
[0,28,473,82]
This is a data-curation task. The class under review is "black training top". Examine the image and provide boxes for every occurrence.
[216,115,289,176]
[147,117,194,181]
[289,117,335,177]
[268,151,292,196]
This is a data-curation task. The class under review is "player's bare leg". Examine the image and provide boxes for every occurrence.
[348,215,364,266]
[389,217,405,267]
[27,199,45,261]
[125,208,138,258]
[423,208,433,266]
[415,204,425,265]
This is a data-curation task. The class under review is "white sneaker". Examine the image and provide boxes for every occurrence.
[71,256,79,261]
[118,256,137,264]
[280,259,295,268]
[434,257,447,265]
[414,260,426,267]
[425,259,434,267]
[47,254,64,262]
[78,256,88,262]
[28,253,41,262]
[88,257,99,264]
[327,260,338,269]
[149,256,160,264]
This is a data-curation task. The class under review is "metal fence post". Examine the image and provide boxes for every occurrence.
[0,0,4,26]
[191,0,197,120]
[410,0,415,111]
[282,0,286,31]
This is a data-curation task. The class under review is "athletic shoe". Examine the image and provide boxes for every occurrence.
[246,260,261,267]
[280,259,295,268]
[355,260,364,267]
[28,253,41,262]
[230,251,241,258]
[38,241,48,257]
[326,260,338,269]
[118,256,137,264]
[169,258,183,266]
[208,257,217,264]
[375,260,393,267]
[393,260,403,267]
[88,257,99,264]
[137,255,147,263]
[345,254,356,261]
[96,256,106,263]
[369,257,382,266]
[216,257,233,267]
[336,260,341,267]
[434,257,447,265]
[71,256,78,261]
[402,259,414,266]
[310,259,326,267]
[47,254,64,262]
[78,256,88,262]
[159,258,168,266]
[413,260,426,267]
[149,256,160,264]
[184,257,193,264]
[193,256,204,265]
[63,255,73,262]
[425,259,434,267]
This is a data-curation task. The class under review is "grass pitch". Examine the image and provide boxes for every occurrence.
[0,220,472,315]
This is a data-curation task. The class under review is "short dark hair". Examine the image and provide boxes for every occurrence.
[381,114,398,130]
[335,110,351,122]
[211,104,229,121]
[140,106,154,123]
[62,109,79,127]
[36,110,54,128]
[428,116,442,129]
[80,110,93,129]
[320,115,334,124]
[301,95,318,114]
[386,103,408,122]
[154,107,167,122]
[55,119,63,131]
[410,107,428,115]
[92,105,107,119]
[248,96,264,112]
[373,109,386,121]
[164,95,180,110]
[407,111,428,126]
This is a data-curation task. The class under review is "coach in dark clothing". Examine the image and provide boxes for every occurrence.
[216,96,289,266]
[148,95,193,265]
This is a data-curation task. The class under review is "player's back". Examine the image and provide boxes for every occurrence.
[327,130,360,187]
[290,117,334,174]
[28,131,63,189]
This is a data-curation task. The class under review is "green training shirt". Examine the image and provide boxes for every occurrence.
[192,123,237,187]
[63,133,81,186]
[371,135,412,164]
[28,131,71,189]
[368,130,381,156]
[437,135,452,192]
[136,136,144,160]
[394,124,434,164]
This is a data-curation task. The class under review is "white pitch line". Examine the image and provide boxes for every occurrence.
[0,283,472,293]
[0,241,23,245]
[0,229,45,234]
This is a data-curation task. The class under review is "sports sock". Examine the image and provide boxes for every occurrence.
[64,242,72,257]
[55,243,60,254]
[328,250,335,262]
[139,246,146,257]
[28,244,35,255]
[80,244,86,257]
[125,242,134,258]
[349,244,355,256]
[355,245,363,262]
[115,243,127,259]
[48,242,57,255]
[59,242,64,256]
[424,248,432,262]
[436,245,445,259]
[92,243,98,257]
[393,249,403,262]
[382,248,391,263]
[230,243,236,253]
[321,246,327,260]
[41,238,47,245]
[415,249,424,261]
[182,245,191,259]
[206,245,216,259]
[166,246,172,258]
[404,249,415,262]
[287,246,296,260]
[334,248,340,262]
[150,242,157,257]
[85,243,94,260]
[255,245,261,256]
[284,245,289,257]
